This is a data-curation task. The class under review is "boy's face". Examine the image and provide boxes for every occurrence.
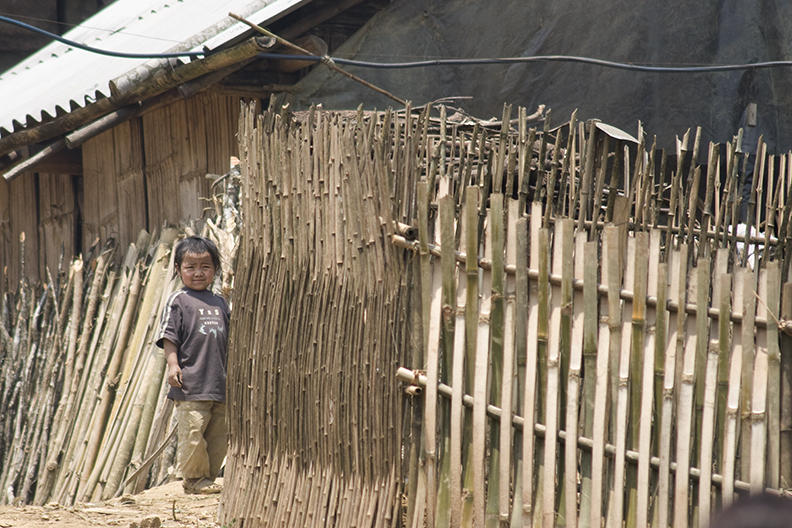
[177,251,216,291]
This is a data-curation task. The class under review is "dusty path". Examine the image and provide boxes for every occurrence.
[0,479,223,528]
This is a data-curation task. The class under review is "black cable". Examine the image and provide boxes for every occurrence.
[0,15,205,59]
[3,12,792,72]
[257,52,792,73]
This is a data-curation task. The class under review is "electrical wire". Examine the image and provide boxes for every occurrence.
[4,12,792,72]
[256,53,792,73]
[0,15,205,59]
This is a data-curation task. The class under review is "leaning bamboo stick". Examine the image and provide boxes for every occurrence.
[35,257,84,505]
[76,265,142,502]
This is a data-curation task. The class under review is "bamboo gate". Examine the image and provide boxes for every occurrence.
[227,102,792,527]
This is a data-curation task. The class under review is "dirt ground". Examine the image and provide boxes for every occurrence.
[0,479,224,528]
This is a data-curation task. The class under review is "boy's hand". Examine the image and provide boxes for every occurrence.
[163,339,183,388]
[168,364,183,388]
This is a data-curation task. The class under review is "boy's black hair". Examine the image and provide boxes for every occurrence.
[174,236,221,272]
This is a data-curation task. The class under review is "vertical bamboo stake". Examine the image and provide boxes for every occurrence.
[740,266,757,483]
[765,261,781,489]
[436,193,456,528]
[461,187,480,527]
[635,231,655,528]
[522,202,542,526]
[781,283,792,488]
[486,193,505,528]
[655,246,675,528]
[543,218,572,528]
[610,235,636,528]
[591,226,618,528]
[472,195,493,528]
[498,199,518,524]
[750,268,769,493]
[715,249,731,476]
[533,225,550,527]
[518,108,528,213]
[565,230,587,528]
[673,257,704,528]
[576,121,597,231]
[579,238,599,528]
[511,215,529,527]
[697,280,721,526]
[722,270,741,506]
[449,196,469,528]
[412,179,431,527]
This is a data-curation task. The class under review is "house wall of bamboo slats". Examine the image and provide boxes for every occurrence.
[0,91,240,289]
[227,101,792,527]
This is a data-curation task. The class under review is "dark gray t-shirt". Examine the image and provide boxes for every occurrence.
[156,288,230,402]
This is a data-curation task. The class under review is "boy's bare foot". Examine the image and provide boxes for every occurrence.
[183,478,222,495]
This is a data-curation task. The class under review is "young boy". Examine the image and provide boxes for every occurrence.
[156,236,230,495]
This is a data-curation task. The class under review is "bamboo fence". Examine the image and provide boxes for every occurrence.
[222,103,413,527]
[226,101,792,527]
[0,180,240,506]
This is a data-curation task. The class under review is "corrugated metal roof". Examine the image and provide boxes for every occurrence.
[0,0,311,136]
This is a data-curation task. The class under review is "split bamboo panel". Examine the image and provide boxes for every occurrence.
[377,103,792,527]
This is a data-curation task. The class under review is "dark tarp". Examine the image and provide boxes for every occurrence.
[290,0,792,152]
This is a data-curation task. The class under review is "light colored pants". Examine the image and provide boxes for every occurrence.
[174,400,227,480]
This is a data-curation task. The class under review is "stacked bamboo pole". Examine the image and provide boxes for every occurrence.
[0,181,240,506]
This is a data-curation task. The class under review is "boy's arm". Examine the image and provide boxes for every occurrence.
[163,338,183,388]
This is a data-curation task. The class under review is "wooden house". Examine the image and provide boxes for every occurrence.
[0,0,388,288]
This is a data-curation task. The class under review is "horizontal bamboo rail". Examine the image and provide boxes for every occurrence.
[394,367,773,495]
[391,234,775,328]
